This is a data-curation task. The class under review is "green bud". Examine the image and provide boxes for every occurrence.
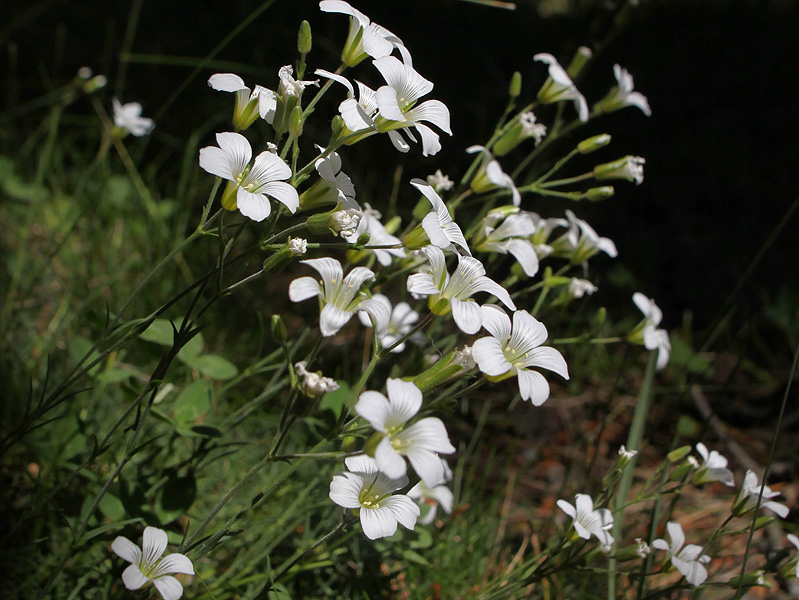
[413,347,475,393]
[614,538,652,562]
[567,46,592,79]
[331,114,344,137]
[509,71,522,98]
[753,515,775,530]
[667,445,692,463]
[363,432,383,457]
[289,105,304,138]
[412,197,430,221]
[669,456,698,481]
[271,314,287,345]
[577,134,612,154]
[726,571,770,590]
[263,248,294,274]
[403,224,431,250]
[298,20,312,54]
[383,215,402,235]
[355,232,370,246]
[593,156,646,185]
[584,186,615,201]
[591,307,607,330]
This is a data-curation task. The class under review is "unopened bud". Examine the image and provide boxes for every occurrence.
[594,156,645,185]
[509,71,522,98]
[289,105,304,138]
[615,538,651,562]
[670,456,698,481]
[298,20,312,54]
[577,134,611,154]
[591,307,607,330]
[271,314,287,344]
[403,224,431,251]
[567,46,592,79]
[726,571,770,590]
[584,186,615,202]
[355,232,370,246]
[667,445,692,463]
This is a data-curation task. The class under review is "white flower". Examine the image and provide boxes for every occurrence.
[315,69,377,133]
[472,305,569,405]
[557,493,614,547]
[356,378,455,487]
[407,246,516,335]
[111,526,194,600]
[358,294,421,353]
[563,209,618,263]
[519,111,547,145]
[295,361,339,397]
[288,238,307,256]
[198,132,298,221]
[528,212,568,246]
[427,169,454,192]
[329,455,420,540]
[207,73,276,129]
[534,53,589,122]
[691,443,734,486]
[307,147,357,209]
[408,459,454,525]
[288,257,386,337]
[474,209,540,277]
[112,98,154,137]
[652,521,711,586]
[569,278,598,299]
[635,538,652,558]
[632,292,671,370]
[319,1,409,67]
[733,470,790,518]
[594,155,646,185]
[411,178,471,255]
[466,145,521,206]
[342,203,405,266]
[597,65,651,117]
[373,56,452,156]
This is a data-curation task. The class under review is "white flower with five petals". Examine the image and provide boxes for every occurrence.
[557,493,614,547]
[343,203,406,266]
[358,294,421,353]
[112,98,154,137]
[356,378,455,487]
[207,73,276,129]
[411,178,470,255]
[631,292,671,370]
[472,305,569,405]
[596,65,651,117]
[473,209,540,277]
[652,521,711,586]
[691,443,734,486]
[407,246,515,334]
[111,526,194,600]
[733,470,790,518]
[198,132,298,221]
[288,257,387,337]
[466,145,521,206]
[329,455,420,540]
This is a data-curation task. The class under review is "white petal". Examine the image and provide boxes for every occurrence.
[666,521,685,553]
[407,273,439,297]
[355,391,391,432]
[479,304,511,340]
[216,132,252,172]
[375,436,407,479]
[763,500,790,518]
[422,212,453,250]
[329,471,364,508]
[151,553,194,577]
[472,337,512,377]
[503,239,540,277]
[121,564,149,590]
[345,454,379,474]
[522,346,570,381]
[573,520,592,540]
[516,368,551,405]
[429,485,454,513]
[400,418,455,454]
[387,130,410,153]
[375,85,405,121]
[319,303,353,337]
[409,100,452,135]
[208,73,247,92]
[236,188,271,222]
[152,575,184,600]
[315,68,355,97]
[260,181,299,214]
[382,495,421,530]
[358,295,391,336]
[556,499,576,519]
[360,506,398,540]
[142,527,168,567]
[450,297,482,335]
[198,146,237,181]
[340,98,374,131]
[414,123,442,157]
[288,277,321,303]
[386,378,422,424]
[111,536,141,564]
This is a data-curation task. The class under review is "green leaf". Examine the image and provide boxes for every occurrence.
[320,382,350,418]
[98,493,126,522]
[173,380,212,423]
[96,368,136,384]
[177,331,205,360]
[139,319,175,346]
[155,470,196,524]
[84,517,144,541]
[266,583,292,600]
[669,336,715,375]
[68,336,101,376]
[181,353,237,380]
[401,548,431,566]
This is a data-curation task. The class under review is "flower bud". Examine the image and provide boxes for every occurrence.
[593,156,645,185]
[295,361,339,398]
[584,186,615,202]
[413,347,474,393]
[614,538,651,562]
[567,46,592,79]
[355,232,370,246]
[726,571,770,590]
[263,248,294,274]
[298,20,312,54]
[509,71,522,98]
[288,237,307,256]
[271,314,287,345]
[577,134,612,154]
[403,224,431,251]
[306,208,362,237]
[669,456,699,481]
[289,105,304,138]
[591,307,607,331]
[667,445,692,463]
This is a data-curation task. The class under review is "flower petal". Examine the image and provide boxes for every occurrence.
[260,181,299,214]
[121,564,149,590]
[319,303,353,337]
[329,471,364,508]
[516,368,551,405]
[385,378,422,424]
[375,436,407,479]
[142,526,168,568]
[288,276,322,303]
[479,304,511,340]
[152,575,184,600]
[450,297,482,335]
[381,495,420,530]
[111,536,141,564]
[208,73,247,92]
[472,337,512,377]
[360,506,398,540]
[355,391,391,432]
[236,188,271,222]
[151,553,195,577]
[522,346,570,381]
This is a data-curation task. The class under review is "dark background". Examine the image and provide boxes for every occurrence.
[2,0,798,332]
